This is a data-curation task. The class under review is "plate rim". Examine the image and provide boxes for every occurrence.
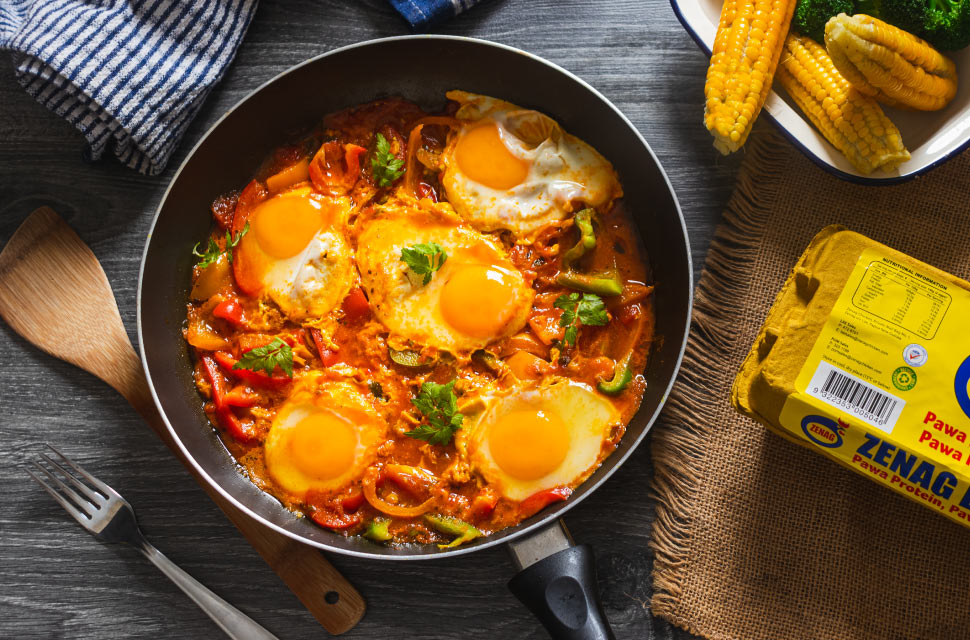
[668,0,970,185]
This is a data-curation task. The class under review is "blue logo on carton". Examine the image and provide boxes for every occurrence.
[956,355,970,420]
[802,415,845,448]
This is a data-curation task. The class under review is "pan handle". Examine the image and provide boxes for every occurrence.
[507,520,614,640]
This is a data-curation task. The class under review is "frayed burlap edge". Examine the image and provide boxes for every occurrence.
[648,128,791,638]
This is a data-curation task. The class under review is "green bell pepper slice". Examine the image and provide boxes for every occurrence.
[424,514,482,549]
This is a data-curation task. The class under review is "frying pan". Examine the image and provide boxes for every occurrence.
[138,36,692,639]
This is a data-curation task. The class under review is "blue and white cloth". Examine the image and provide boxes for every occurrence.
[0,0,257,176]
[388,0,483,29]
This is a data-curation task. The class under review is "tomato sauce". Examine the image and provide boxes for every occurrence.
[185,97,654,547]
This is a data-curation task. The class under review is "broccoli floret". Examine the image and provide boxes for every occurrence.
[877,0,970,50]
[793,0,857,41]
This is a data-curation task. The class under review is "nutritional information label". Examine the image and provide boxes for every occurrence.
[852,261,951,339]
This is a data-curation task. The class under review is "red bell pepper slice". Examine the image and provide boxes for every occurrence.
[231,179,268,236]
[223,386,258,407]
[340,487,365,513]
[311,508,361,531]
[309,328,340,367]
[344,144,366,181]
[617,303,642,325]
[212,351,291,389]
[416,181,438,202]
[231,179,269,296]
[212,299,246,328]
[201,356,227,406]
[519,486,572,518]
[309,142,366,194]
[470,488,499,520]
[341,286,370,322]
[384,464,437,498]
[201,356,257,442]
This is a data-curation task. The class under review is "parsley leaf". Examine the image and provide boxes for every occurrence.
[233,337,293,377]
[576,294,609,326]
[563,325,578,346]
[555,292,580,325]
[192,222,249,269]
[224,222,249,265]
[405,379,464,445]
[554,292,608,346]
[192,238,222,269]
[371,133,405,187]
[400,242,448,285]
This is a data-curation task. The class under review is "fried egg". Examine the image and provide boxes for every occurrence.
[440,91,622,239]
[264,377,384,499]
[356,201,534,352]
[460,380,620,501]
[233,186,355,321]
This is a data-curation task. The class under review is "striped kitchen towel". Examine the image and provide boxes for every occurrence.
[0,0,258,176]
[387,0,484,29]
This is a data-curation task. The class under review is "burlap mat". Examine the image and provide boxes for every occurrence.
[649,124,970,640]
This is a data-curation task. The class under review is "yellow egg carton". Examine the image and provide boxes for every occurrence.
[733,225,970,528]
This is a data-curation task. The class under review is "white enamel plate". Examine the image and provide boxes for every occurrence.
[671,0,970,183]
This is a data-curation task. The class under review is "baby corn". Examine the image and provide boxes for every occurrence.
[704,0,797,153]
[825,14,957,111]
[776,33,910,174]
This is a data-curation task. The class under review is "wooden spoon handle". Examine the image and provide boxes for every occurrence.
[0,207,364,635]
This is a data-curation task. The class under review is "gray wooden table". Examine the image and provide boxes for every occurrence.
[0,0,743,637]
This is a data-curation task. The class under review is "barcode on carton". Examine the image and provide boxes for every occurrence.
[805,361,905,434]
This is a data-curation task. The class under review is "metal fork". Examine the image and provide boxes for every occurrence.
[27,445,278,640]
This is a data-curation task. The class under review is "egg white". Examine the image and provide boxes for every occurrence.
[234,188,356,322]
[355,199,534,352]
[264,377,385,498]
[460,379,621,501]
[441,91,622,239]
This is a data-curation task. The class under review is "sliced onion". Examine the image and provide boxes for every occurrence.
[404,124,426,199]
[412,116,460,129]
[362,468,434,518]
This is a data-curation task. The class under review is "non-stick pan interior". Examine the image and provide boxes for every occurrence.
[139,36,692,559]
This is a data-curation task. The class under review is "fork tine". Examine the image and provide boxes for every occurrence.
[26,466,91,527]
[46,444,119,499]
[31,461,95,518]
[40,452,103,504]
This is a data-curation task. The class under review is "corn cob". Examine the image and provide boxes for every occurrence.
[776,33,910,174]
[825,14,957,111]
[704,0,797,153]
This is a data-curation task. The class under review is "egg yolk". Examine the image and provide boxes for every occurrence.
[455,122,530,190]
[287,409,358,481]
[440,264,518,338]
[489,409,570,481]
[253,193,324,258]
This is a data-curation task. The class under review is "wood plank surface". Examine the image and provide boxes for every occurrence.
[0,0,743,637]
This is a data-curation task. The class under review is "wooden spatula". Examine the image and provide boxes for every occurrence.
[0,206,365,635]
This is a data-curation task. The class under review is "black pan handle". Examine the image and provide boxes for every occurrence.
[507,520,614,640]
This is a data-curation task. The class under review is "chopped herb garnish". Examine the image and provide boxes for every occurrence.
[400,242,448,285]
[225,222,249,265]
[233,337,293,377]
[371,133,405,187]
[192,222,249,268]
[405,379,463,445]
[192,238,222,269]
[554,292,609,346]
